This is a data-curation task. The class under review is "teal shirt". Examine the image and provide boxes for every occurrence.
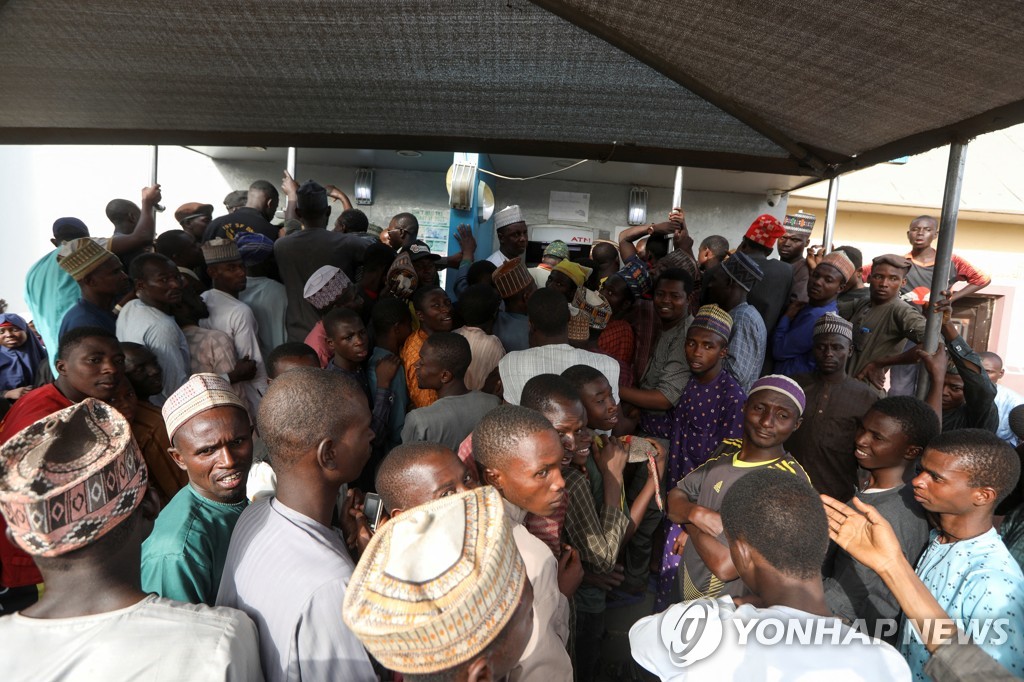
[141,484,247,605]
[23,250,79,374]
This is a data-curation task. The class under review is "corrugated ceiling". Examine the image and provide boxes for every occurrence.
[1,0,1022,178]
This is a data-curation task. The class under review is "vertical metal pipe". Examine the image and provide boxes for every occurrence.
[821,174,840,254]
[150,145,165,214]
[286,147,297,179]
[672,166,683,209]
[916,140,969,400]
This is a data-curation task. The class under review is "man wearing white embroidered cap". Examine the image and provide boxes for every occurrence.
[141,373,254,605]
[487,205,530,267]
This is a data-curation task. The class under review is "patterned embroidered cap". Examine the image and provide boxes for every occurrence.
[577,288,612,330]
[493,205,525,231]
[744,214,787,249]
[0,399,147,557]
[201,238,241,265]
[493,257,533,299]
[782,211,816,235]
[342,486,526,674]
[689,304,733,342]
[567,305,592,341]
[722,251,765,292]
[812,312,853,342]
[162,373,248,441]
[552,260,592,288]
[543,240,569,260]
[234,232,275,266]
[748,374,807,416]
[303,265,353,311]
[615,255,653,299]
[817,250,856,283]
[56,237,116,281]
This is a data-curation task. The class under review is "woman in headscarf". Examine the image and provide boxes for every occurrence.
[0,313,47,402]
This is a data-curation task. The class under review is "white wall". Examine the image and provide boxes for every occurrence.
[0,145,783,318]
[0,145,232,316]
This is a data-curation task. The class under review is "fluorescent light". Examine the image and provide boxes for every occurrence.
[396,150,422,158]
[354,168,374,205]
[628,187,648,225]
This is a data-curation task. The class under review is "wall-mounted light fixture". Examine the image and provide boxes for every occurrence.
[354,168,374,205]
[628,187,648,225]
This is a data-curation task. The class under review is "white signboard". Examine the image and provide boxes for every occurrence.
[548,191,590,223]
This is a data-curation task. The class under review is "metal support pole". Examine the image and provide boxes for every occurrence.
[821,174,840,254]
[286,147,297,179]
[150,145,165,214]
[672,166,684,209]
[916,141,969,400]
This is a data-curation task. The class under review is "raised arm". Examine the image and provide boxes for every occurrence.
[108,185,161,255]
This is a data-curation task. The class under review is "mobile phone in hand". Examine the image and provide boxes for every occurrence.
[363,492,383,532]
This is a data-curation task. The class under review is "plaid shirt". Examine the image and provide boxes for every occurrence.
[562,466,629,573]
[598,319,636,387]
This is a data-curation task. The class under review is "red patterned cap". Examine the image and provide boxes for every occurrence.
[744,214,787,249]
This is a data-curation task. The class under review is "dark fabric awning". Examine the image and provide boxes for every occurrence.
[1,0,1021,178]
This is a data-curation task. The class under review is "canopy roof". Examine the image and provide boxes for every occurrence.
[1,0,1021,178]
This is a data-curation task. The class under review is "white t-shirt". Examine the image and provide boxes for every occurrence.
[630,597,911,681]
[0,594,263,681]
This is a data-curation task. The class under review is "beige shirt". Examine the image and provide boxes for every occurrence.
[454,326,506,391]
[504,499,573,682]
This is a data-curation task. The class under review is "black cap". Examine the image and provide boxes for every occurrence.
[296,180,328,213]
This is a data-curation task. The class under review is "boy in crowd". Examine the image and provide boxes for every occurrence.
[823,396,938,640]
[786,313,878,500]
[401,285,454,408]
[619,268,693,414]
[633,469,911,679]
[773,250,855,376]
[644,304,746,610]
[473,405,575,680]
[840,254,925,395]
[141,374,254,605]
[324,307,399,487]
[302,265,364,367]
[901,429,1024,679]
[666,375,810,602]
[376,442,478,520]
[402,332,501,451]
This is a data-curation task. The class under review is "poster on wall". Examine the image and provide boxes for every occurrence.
[548,191,590,223]
[413,207,450,288]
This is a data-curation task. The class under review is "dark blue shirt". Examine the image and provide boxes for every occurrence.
[59,298,116,341]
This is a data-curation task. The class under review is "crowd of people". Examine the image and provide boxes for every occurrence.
[0,173,1021,682]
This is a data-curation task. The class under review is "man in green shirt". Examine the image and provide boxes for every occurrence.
[141,373,253,604]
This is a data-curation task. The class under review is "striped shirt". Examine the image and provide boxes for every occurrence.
[677,439,811,601]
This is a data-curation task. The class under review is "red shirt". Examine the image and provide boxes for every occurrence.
[0,383,73,588]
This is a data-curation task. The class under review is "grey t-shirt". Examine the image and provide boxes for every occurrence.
[401,391,502,451]
[824,484,929,641]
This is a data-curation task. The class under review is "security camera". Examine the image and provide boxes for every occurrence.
[766,191,785,207]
